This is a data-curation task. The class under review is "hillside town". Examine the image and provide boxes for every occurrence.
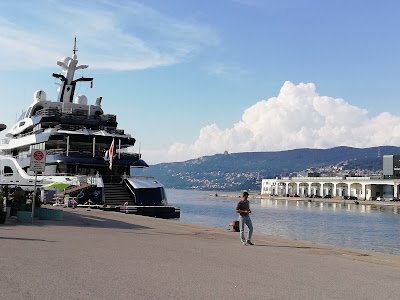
[171,158,383,191]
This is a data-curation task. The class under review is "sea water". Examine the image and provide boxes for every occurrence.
[167,189,400,255]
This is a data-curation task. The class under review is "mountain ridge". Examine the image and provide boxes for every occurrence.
[134,146,400,191]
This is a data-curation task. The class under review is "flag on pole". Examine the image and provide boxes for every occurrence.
[109,138,114,170]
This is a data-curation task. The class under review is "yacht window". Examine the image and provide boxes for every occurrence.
[4,166,13,176]
[77,166,97,176]
[57,164,69,174]
[19,121,25,127]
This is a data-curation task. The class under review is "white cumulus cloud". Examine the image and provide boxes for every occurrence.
[154,81,400,163]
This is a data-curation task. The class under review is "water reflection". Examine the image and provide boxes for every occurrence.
[256,198,400,255]
[168,190,400,256]
[261,198,400,215]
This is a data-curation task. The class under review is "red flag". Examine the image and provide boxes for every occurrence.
[109,138,114,170]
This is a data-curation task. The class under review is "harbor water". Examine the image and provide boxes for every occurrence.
[167,189,400,255]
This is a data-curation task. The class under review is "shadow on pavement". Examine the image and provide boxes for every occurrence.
[253,244,318,250]
[0,236,57,242]
[2,209,152,231]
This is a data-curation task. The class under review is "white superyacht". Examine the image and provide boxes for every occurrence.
[0,39,169,209]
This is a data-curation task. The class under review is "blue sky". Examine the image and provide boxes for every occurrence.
[1,0,400,164]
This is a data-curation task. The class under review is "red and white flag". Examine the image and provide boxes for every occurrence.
[109,138,115,170]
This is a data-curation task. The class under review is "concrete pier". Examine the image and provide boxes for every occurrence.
[1,208,400,299]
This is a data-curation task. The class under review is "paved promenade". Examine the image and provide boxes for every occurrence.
[1,208,400,300]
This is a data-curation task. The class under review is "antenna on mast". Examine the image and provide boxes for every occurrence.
[73,36,78,54]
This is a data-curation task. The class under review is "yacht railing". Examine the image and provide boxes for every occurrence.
[45,149,140,159]
[54,124,87,131]
[9,149,139,162]
[0,171,151,187]
[40,174,99,186]
[35,107,60,117]
[16,129,45,139]
[42,174,154,185]
[35,107,117,121]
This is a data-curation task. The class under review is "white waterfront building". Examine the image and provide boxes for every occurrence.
[261,155,400,200]
[261,176,400,200]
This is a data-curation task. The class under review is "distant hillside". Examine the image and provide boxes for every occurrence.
[133,146,400,191]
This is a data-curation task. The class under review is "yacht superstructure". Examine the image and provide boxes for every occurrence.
[0,39,167,207]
